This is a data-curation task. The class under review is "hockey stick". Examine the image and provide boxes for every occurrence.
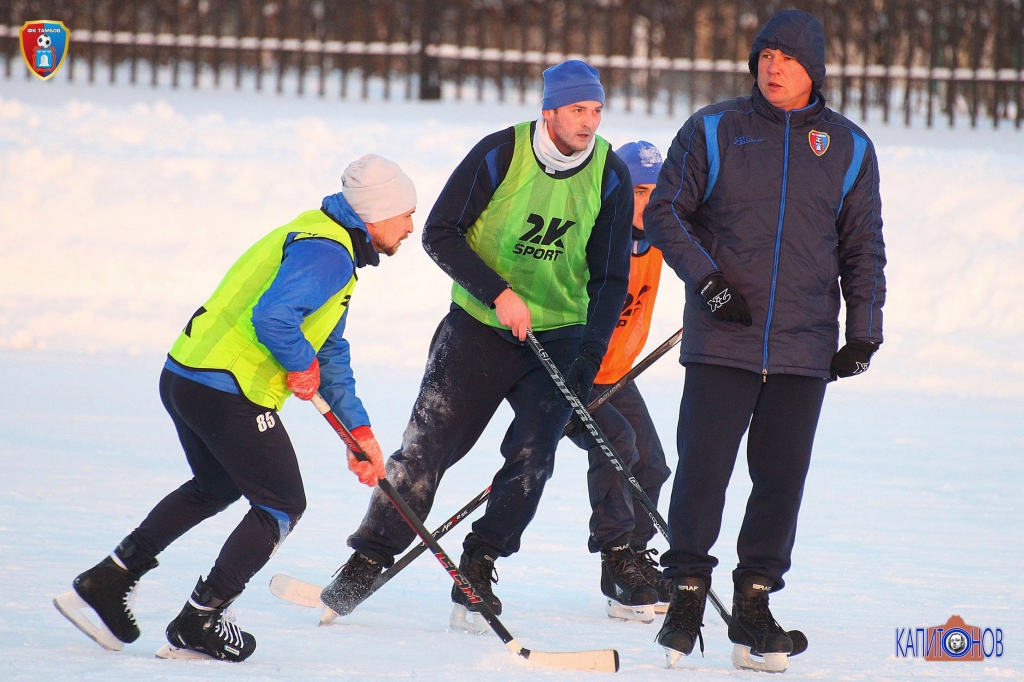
[312,330,683,618]
[310,393,619,673]
[528,332,735,625]
[528,332,808,657]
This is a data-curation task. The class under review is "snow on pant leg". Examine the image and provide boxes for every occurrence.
[126,369,246,569]
[143,370,305,601]
[661,364,762,583]
[580,384,641,553]
[608,383,671,551]
[347,309,514,566]
[733,373,826,591]
[463,335,577,557]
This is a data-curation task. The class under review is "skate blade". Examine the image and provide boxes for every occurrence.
[731,644,789,673]
[155,643,216,660]
[605,598,655,623]
[663,647,685,668]
[319,606,339,626]
[53,590,125,652]
[449,604,490,635]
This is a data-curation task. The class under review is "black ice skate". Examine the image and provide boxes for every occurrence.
[450,547,501,634]
[601,545,659,623]
[728,575,793,673]
[635,548,673,613]
[656,577,707,668]
[157,578,256,662]
[319,551,384,621]
[53,541,158,651]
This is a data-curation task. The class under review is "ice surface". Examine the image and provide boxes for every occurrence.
[0,77,1021,680]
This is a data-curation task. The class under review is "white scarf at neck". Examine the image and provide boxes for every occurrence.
[532,117,595,174]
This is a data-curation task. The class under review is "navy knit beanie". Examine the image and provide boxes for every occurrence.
[747,10,826,91]
[615,141,662,186]
[542,60,605,110]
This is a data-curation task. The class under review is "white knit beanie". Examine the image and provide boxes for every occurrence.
[341,154,417,223]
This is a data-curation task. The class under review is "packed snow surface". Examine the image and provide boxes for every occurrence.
[1,76,1021,680]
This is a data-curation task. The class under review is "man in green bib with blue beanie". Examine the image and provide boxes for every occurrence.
[329,60,633,630]
[55,155,416,662]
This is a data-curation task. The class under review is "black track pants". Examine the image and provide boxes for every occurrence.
[661,363,826,590]
[573,382,670,553]
[348,308,577,564]
[126,369,306,601]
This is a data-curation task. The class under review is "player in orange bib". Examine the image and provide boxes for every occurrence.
[568,141,673,623]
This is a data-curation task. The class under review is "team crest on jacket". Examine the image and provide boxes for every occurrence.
[808,130,830,156]
[19,20,70,80]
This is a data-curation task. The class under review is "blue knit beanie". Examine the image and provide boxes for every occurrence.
[542,60,605,110]
[615,141,663,186]
[748,10,826,91]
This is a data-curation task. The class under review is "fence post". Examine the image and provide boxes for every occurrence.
[419,0,442,99]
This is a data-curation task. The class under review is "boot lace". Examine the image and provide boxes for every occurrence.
[466,555,499,596]
[340,553,381,586]
[739,592,786,636]
[608,548,651,590]
[122,579,141,627]
[662,589,705,654]
[635,548,666,585]
[214,608,245,649]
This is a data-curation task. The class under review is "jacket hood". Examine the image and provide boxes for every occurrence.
[322,192,369,237]
[747,10,826,91]
[321,191,380,268]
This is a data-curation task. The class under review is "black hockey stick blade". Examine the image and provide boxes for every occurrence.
[527,331,739,630]
[310,393,620,673]
[789,629,808,656]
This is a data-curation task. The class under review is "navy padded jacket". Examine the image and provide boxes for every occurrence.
[645,86,886,379]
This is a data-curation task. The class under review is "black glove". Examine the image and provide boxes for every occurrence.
[829,341,880,381]
[564,345,603,406]
[563,414,586,440]
[698,274,752,326]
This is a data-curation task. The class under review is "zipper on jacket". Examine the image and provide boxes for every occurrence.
[762,111,792,382]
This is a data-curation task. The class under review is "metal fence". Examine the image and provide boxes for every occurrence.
[3,0,1023,129]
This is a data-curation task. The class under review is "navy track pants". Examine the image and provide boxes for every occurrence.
[125,369,306,601]
[348,308,577,564]
[661,363,826,591]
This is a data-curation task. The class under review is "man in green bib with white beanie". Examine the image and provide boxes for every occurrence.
[329,60,633,629]
[55,155,416,662]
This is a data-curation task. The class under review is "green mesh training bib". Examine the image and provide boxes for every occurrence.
[169,210,357,410]
[452,121,609,331]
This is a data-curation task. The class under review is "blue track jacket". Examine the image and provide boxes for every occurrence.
[645,86,886,379]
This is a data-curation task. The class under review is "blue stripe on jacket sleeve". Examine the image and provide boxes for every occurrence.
[485,147,500,190]
[702,112,725,203]
[670,126,718,270]
[838,132,868,216]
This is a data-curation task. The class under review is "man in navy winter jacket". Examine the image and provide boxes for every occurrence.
[645,10,886,667]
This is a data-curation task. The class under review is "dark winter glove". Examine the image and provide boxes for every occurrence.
[698,274,752,327]
[563,345,603,408]
[829,341,880,381]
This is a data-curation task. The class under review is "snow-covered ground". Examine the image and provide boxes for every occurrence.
[1,75,1022,680]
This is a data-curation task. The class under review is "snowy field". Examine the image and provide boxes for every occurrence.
[1,74,1022,680]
